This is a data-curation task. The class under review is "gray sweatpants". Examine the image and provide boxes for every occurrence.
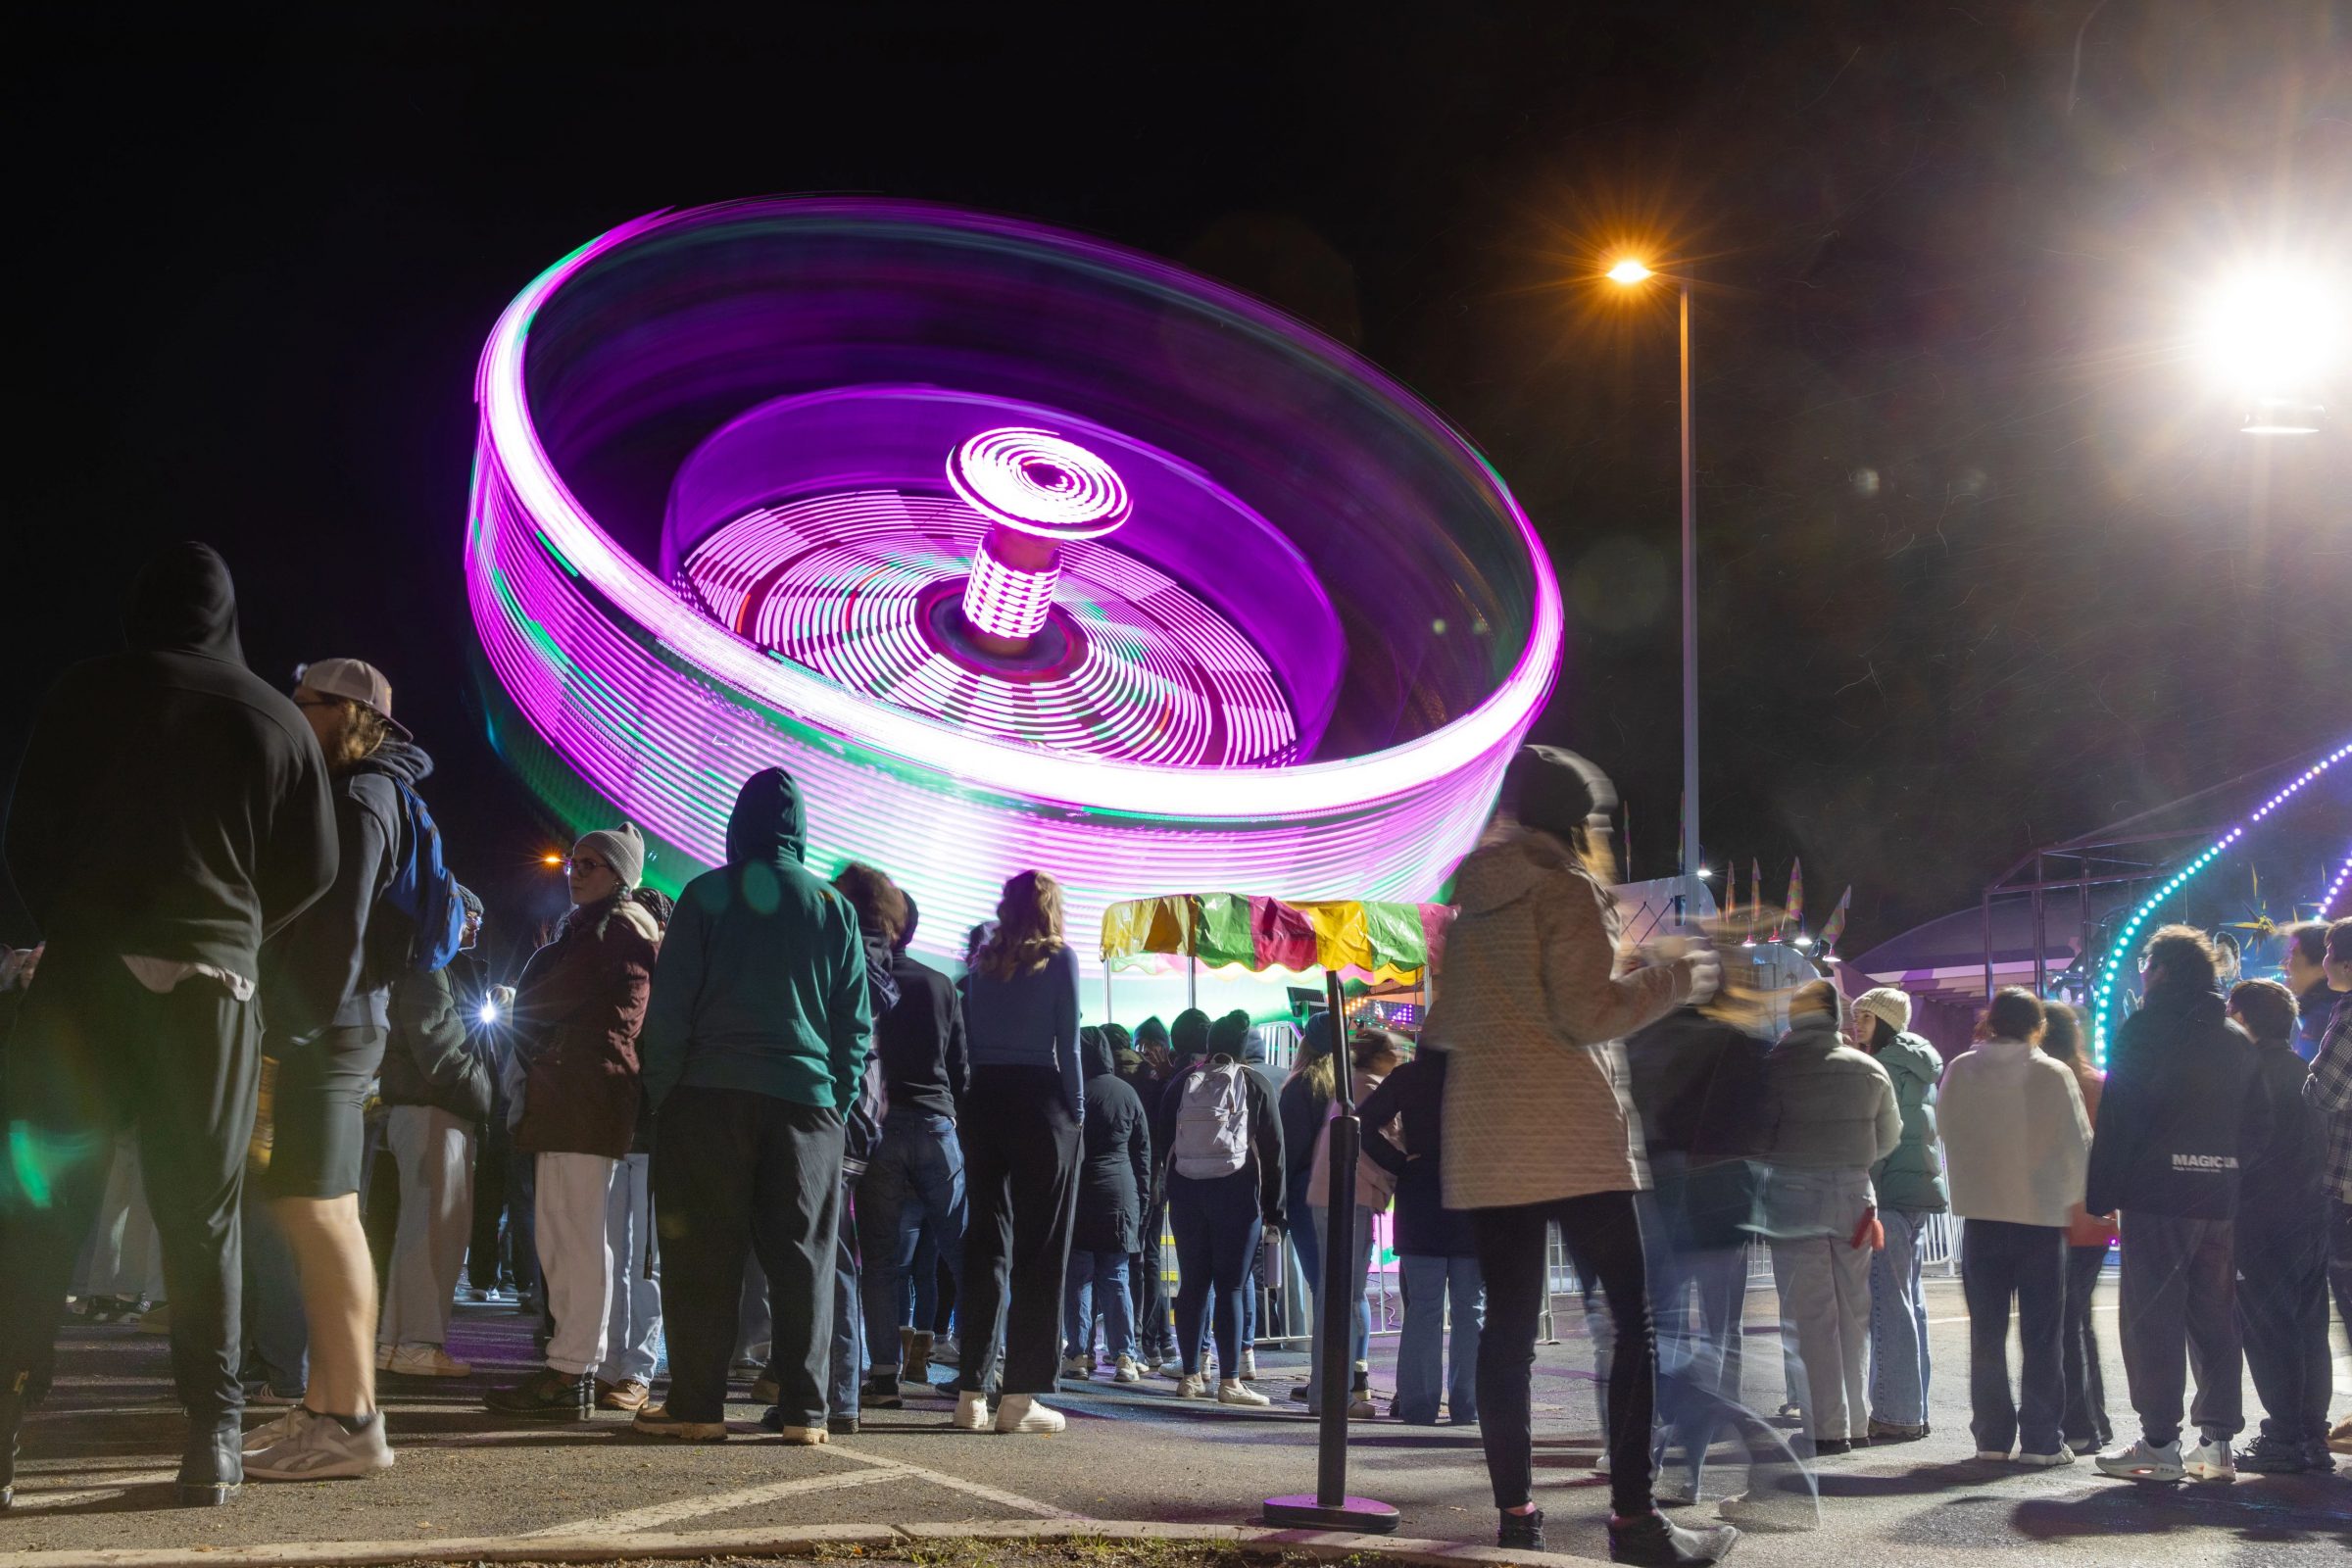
[377,1105,476,1351]
[2116,1209,2242,1447]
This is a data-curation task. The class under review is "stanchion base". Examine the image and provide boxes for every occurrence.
[1261,1494,1401,1533]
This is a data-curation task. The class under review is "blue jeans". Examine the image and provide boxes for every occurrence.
[1064,1250,1134,1361]
[1869,1207,1934,1426]
[239,1183,307,1396]
[599,1152,662,1384]
[857,1111,966,1372]
[1303,1201,1377,1401]
[1395,1252,1482,1423]
[1170,1169,1263,1375]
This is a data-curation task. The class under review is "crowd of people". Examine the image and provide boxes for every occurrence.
[1,546,2348,1568]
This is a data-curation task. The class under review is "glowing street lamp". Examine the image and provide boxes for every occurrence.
[1605,255,1700,893]
[2200,264,2339,435]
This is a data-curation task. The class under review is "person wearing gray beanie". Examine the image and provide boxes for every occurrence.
[569,824,646,890]
[1849,985,1947,1444]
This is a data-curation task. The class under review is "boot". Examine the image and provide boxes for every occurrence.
[485,1367,593,1420]
[175,1413,243,1507]
[899,1326,918,1374]
[904,1330,936,1390]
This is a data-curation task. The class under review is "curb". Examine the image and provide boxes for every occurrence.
[0,1519,1564,1568]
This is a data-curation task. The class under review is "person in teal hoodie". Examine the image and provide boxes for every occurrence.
[1849,987,1947,1442]
[632,769,873,1446]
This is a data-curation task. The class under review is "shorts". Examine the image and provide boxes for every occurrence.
[260,1023,386,1200]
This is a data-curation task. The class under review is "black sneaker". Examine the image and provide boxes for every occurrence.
[1607,1509,1739,1565]
[828,1414,859,1436]
[485,1368,592,1420]
[2,1379,21,1512]
[861,1375,904,1410]
[1811,1437,1852,1456]
[1497,1507,1544,1550]
[2233,1433,2310,1474]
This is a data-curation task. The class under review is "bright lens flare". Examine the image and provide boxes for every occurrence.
[2200,267,2341,394]
[1606,259,1653,285]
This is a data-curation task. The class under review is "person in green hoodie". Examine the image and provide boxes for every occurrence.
[631,769,873,1446]
[1848,987,1947,1443]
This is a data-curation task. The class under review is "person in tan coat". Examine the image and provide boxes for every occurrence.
[1428,746,1731,1567]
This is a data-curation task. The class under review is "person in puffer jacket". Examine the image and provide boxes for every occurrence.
[2086,925,2270,1485]
[1753,980,1900,1455]
[1847,986,1946,1442]
[1427,745,1732,1566]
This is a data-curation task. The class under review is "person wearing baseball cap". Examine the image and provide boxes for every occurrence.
[1848,985,1947,1445]
[247,656,439,1484]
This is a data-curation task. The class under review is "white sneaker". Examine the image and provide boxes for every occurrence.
[383,1344,471,1378]
[244,1407,304,1452]
[2182,1437,2236,1482]
[1975,1447,2013,1462]
[1156,1356,1187,1378]
[244,1408,395,1481]
[2095,1437,2183,1482]
[1111,1354,1142,1385]
[1060,1355,1092,1379]
[1217,1379,1271,1408]
[1239,1349,1257,1381]
[1175,1374,1209,1399]
[2017,1446,2074,1468]
[953,1392,992,1431]
[994,1394,1065,1434]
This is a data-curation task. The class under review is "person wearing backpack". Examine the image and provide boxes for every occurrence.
[0,545,339,1510]
[1152,1015,1285,1404]
[485,825,663,1421]
[373,894,494,1380]
[245,658,439,1484]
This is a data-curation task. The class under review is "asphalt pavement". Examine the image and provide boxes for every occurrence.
[4,1274,2347,1567]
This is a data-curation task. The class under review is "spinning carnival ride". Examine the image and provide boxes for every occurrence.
[466,200,1562,971]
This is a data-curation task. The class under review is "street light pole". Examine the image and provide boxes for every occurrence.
[1678,279,1699,891]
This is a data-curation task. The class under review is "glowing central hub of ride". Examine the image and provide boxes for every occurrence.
[950,427,1134,655]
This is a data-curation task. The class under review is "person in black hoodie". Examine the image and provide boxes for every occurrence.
[244,658,432,1485]
[1063,1026,1152,1382]
[2224,979,2333,1473]
[0,543,338,1509]
[2087,925,2271,1484]
[1125,1014,1176,1363]
[855,885,968,1407]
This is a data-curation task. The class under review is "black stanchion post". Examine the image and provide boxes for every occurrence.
[1263,971,1398,1534]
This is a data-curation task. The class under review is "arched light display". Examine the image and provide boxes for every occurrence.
[466,199,1564,971]
[2090,738,2352,1061]
[2323,850,2352,918]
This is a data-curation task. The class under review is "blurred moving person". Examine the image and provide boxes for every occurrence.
[0,544,336,1508]
[1430,746,1733,1566]
[1937,988,2091,1466]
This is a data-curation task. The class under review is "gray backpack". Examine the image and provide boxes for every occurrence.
[1172,1060,1251,1179]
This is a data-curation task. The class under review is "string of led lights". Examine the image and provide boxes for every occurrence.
[2323,849,2352,918]
[2089,738,2352,1061]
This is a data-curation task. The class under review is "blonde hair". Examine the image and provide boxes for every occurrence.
[977,870,1065,981]
[314,696,388,772]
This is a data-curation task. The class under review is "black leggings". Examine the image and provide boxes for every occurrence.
[1473,1190,1654,1520]
[957,1066,1081,1396]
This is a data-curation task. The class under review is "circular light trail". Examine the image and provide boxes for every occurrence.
[464,199,1564,970]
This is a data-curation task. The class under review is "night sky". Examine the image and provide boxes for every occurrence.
[9,5,2349,968]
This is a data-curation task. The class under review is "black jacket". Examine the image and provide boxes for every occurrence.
[1153,1054,1287,1231]
[2085,981,2270,1219]
[4,543,337,978]
[1624,1007,1771,1250]
[1357,1051,1476,1257]
[877,951,967,1123]
[379,965,492,1123]
[261,740,430,1039]
[2295,978,2333,1061]
[2238,1032,2326,1225]
[1074,1029,1152,1253]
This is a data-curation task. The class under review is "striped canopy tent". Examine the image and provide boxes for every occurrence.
[1100,893,1454,985]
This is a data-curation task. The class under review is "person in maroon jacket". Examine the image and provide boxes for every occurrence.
[485,825,662,1419]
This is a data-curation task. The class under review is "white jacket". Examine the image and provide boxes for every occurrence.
[1936,1037,2091,1229]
